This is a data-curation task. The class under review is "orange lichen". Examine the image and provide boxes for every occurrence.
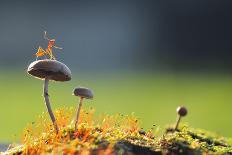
[14,107,144,154]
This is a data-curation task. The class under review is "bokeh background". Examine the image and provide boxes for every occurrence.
[1,0,232,143]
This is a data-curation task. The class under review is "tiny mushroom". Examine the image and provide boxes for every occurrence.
[27,59,71,133]
[174,106,188,130]
[73,87,93,131]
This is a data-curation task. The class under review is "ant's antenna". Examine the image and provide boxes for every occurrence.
[44,31,50,41]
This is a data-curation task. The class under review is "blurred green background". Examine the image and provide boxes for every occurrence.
[1,0,232,142]
[1,70,232,142]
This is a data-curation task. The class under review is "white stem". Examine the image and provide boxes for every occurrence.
[75,97,84,131]
[44,77,59,133]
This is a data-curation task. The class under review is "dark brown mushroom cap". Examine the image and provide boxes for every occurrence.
[176,106,188,116]
[73,87,93,99]
[27,60,72,81]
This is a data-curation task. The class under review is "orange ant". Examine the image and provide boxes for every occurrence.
[35,31,62,60]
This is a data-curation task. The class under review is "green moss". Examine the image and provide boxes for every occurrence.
[163,126,232,154]
[3,108,232,155]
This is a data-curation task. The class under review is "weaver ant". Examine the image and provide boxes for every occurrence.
[35,31,62,60]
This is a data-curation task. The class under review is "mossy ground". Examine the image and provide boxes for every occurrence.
[2,108,232,155]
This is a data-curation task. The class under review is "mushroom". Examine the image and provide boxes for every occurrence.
[73,87,93,131]
[27,59,71,133]
[174,106,188,130]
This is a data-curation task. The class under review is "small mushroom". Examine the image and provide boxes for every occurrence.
[174,106,188,130]
[27,59,71,133]
[73,87,93,131]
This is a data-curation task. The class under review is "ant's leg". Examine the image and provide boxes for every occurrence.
[51,53,56,60]
[49,49,56,60]
[45,48,53,59]
[48,53,52,59]
[53,45,63,50]
[48,52,54,60]
[39,48,47,59]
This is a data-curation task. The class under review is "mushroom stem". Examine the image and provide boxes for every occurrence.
[174,115,181,130]
[43,77,59,133]
[75,97,84,131]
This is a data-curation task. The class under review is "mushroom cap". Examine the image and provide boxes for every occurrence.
[27,59,72,81]
[176,106,188,116]
[73,87,94,99]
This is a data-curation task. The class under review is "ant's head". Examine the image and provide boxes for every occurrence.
[49,39,56,46]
